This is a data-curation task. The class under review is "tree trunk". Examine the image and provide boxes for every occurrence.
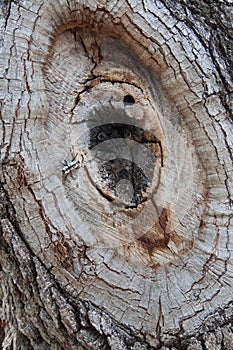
[0,0,233,349]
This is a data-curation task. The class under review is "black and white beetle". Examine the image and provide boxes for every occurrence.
[62,151,85,176]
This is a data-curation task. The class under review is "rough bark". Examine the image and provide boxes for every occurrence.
[0,0,233,349]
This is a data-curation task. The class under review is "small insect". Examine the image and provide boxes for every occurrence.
[62,151,85,177]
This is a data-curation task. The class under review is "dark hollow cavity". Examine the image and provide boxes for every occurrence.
[89,123,158,149]
[123,94,135,104]
[99,159,148,207]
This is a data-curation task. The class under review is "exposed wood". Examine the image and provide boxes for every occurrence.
[0,0,233,349]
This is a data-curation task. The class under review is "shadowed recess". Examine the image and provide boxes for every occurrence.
[123,94,135,104]
[89,123,159,149]
[99,158,148,207]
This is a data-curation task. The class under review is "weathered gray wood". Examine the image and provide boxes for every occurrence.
[0,0,233,349]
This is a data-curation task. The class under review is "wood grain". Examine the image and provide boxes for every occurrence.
[0,0,232,349]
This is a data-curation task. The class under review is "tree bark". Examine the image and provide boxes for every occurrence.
[0,0,233,349]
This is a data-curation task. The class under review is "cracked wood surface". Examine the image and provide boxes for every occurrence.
[0,0,233,349]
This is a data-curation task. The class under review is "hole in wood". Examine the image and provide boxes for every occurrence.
[89,123,159,149]
[99,159,148,207]
[88,123,160,208]
[123,94,135,104]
